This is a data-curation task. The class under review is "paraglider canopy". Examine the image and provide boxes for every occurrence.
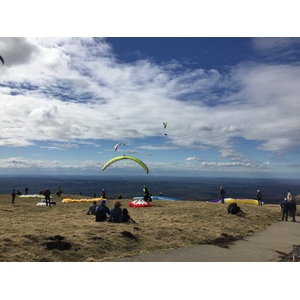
[0,55,4,65]
[114,142,125,151]
[102,155,149,174]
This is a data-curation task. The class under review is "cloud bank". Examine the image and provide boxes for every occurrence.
[1,37,299,177]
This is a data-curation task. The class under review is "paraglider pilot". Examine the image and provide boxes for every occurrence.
[143,185,152,202]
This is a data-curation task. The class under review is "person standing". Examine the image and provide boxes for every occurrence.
[289,199,297,222]
[280,198,290,221]
[256,190,263,206]
[44,188,51,207]
[219,187,226,204]
[101,189,106,199]
[143,185,150,202]
[25,186,29,195]
[11,189,16,204]
[56,186,62,197]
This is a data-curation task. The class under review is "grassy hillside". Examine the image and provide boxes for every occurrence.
[0,193,290,262]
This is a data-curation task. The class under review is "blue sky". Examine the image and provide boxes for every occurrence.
[1,37,300,178]
[1,0,300,179]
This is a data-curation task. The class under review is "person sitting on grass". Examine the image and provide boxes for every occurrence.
[87,201,98,216]
[95,200,110,222]
[122,208,136,223]
[106,201,123,223]
[227,202,245,216]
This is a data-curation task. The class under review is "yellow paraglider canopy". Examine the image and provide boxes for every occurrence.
[102,155,149,174]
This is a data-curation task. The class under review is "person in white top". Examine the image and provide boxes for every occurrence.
[287,190,293,201]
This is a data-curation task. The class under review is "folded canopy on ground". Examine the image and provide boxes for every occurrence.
[62,197,105,203]
[36,199,56,206]
[20,194,50,198]
[128,199,151,207]
[209,198,262,205]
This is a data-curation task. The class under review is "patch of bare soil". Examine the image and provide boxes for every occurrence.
[42,235,72,251]
[204,233,244,248]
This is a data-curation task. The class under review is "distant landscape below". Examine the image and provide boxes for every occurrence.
[0,175,298,204]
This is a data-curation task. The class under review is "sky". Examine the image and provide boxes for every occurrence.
[0,1,300,179]
[1,36,300,178]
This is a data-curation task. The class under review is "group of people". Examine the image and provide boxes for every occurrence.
[87,199,135,223]
[11,186,29,203]
[218,187,264,206]
[280,190,297,222]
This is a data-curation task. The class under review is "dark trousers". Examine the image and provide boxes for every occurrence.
[45,197,50,206]
[290,210,296,222]
[282,209,289,221]
[220,195,225,204]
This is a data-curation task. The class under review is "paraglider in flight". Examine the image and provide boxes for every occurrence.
[114,142,125,151]
[102,155,149,174]
[163,122,168,135]
[0,55,4,65]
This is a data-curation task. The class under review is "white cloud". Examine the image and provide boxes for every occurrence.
[251,37,300,52]
[0,156,101,172]
[186,157,203,161]
[1,37,300,176]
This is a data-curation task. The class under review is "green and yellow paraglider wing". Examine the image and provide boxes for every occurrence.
[102,155,149,174]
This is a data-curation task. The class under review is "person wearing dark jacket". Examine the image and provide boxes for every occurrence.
[256,190,263,206]
[95,200,110,222]
[280,198,290,221]
[122,208,136,223]
[143,185,150,202]
[219,187,226,204]
[107,201,123,223]
[11,189,16,204]
[44,188,51,206]
[289,199,297,222]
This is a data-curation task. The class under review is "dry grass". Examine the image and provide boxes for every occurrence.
[0,193,290,262]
